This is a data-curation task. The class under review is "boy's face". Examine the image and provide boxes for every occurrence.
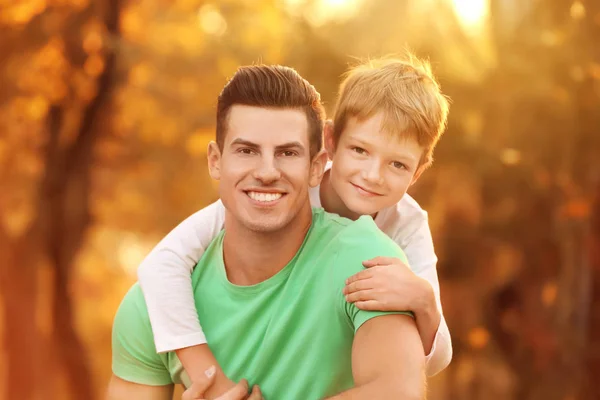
[208,105,325,233]
[327,112,425,217]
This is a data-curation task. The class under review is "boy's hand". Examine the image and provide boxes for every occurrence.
[182,370,263,400]
[343,256,441,355]
[343,256,433,312]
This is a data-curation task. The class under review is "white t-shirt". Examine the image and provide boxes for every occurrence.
[137,179,452,377]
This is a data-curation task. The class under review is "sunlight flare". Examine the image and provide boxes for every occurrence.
[451,0,489,27]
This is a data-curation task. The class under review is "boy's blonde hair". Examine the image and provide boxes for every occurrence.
[332,54,450,166]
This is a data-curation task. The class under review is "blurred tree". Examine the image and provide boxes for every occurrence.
[0,0,121,399]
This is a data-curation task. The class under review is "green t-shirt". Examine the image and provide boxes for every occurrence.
[112,208,411,399]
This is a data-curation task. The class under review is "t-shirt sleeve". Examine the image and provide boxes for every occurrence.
[137,199,226,353]
[332,217,413,332]
[112,283,173,386]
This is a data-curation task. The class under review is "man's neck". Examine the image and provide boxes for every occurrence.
[222,205,313,286]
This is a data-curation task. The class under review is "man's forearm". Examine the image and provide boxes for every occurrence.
[106,375,174,400]
[325,375,425,400]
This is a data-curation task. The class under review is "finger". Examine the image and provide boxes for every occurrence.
[345,269,373,285]
[247,385,263,400]
[354,300,383,311]
[362,256,401,268]
[345,290,375,303]
[218,379,249,400]
[181,366,216,400]
[343,279,372,295]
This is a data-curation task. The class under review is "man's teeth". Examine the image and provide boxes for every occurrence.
[247,191,283,202]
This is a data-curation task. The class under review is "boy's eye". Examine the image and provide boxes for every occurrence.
[280,150,298,157]
[391,161,407,170]
[351,147,367,155]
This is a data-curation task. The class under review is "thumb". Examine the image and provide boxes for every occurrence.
[220,379,249,400]
[181,366,216,400]
[362,256,394,268]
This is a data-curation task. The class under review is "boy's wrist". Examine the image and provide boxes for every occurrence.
[413,278,441,355]
[413,277,437,318]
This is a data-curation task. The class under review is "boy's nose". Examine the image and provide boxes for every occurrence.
[362,162,384,185]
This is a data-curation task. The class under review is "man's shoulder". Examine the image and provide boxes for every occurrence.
[311,209,404,261]
[112,283,175,386]
[113,283,152,334]
[311,208,380,242]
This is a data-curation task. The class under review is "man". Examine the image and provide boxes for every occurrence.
[108,65,425,399]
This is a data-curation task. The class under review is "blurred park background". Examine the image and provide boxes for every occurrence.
[1,0,599,399]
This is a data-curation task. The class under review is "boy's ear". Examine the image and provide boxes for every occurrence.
[323,120,336,159]
[309,149,329,188]
[207,141,222,180]
[409,162,429,187]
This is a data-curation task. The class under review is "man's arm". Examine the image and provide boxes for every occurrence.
[327,314,426,400]
[106,375,173,400]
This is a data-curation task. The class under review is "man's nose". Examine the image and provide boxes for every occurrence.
[253,156,281,183]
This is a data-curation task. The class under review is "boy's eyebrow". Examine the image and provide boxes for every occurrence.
[347,136,370,147]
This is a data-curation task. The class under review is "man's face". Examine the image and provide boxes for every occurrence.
[209,105,323,233]
[327,112,425,217]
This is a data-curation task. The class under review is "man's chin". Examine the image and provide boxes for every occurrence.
[241,219,286,233]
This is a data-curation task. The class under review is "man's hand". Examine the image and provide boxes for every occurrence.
[343,256,441,355]
[181,367,263,400]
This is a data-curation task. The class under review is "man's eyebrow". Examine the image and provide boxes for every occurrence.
[230,138,259,148]
[275,141,305,151]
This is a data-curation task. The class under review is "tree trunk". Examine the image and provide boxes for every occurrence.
[44,0,121,398]
[1,249,38,400]
[0,224,47,400]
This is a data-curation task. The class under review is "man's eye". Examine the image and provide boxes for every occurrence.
[351,147,366,155]
[281,150,298,157]
[238,148,255,155]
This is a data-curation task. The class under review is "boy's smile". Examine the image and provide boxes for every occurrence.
[350,182,383,197]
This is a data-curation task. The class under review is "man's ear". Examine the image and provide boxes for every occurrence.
[309,149,329,188]
[207,141,222,180]
[323,120,336,159]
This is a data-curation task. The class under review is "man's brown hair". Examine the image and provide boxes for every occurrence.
[216,65,325,158]
[333,55,450,166]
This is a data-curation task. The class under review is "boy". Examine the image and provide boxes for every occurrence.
[137,55,451,397]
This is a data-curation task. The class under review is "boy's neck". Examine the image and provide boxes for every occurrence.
[320,169,370,221]
[222,204,313,286]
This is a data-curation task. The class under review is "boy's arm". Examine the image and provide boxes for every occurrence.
[137,200,234,394]
[346,255,451,376]
[344,214,452,376]
[326,314,425,400]
[413,260,452,376]
[137,199,226,353]
[402,218,452,376]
